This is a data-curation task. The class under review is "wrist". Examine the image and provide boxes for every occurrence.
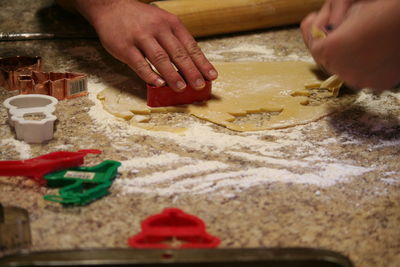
[72,0,123,27]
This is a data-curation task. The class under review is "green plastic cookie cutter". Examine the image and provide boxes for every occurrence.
[43,160,121,206]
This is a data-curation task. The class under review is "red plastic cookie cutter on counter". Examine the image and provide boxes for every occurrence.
[0,149,101,185]
[147,80,212,107]
[128,208,220,249]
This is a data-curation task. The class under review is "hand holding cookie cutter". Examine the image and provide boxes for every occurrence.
[3,94,58,143]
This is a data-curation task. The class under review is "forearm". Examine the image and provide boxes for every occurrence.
[55,0,153,25]
[56,0,118,25]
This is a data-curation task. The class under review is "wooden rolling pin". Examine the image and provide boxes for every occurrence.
[151,0,324,37]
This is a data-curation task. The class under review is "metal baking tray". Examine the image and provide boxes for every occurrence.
[0,247,353,266]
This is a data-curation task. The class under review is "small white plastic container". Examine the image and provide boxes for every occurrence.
[3,94,58,143]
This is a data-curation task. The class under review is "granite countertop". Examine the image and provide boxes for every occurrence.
[0,1,399,267]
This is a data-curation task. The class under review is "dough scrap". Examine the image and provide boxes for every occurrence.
[97,61,355,132]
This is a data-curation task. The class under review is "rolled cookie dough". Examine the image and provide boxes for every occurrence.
[97,61,354,132]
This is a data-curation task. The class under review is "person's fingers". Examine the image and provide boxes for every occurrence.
[310,37,332,74]
[313,0,332,31]
[138,37,187,92]
[157,31,206,90]
[300,12,318,49]
[121,46,166,87]
[327,0,354,28]
[328,0,353,30]
[173,24,218,82]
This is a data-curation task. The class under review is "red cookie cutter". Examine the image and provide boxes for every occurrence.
[128,208,220,249]
[147,81,212,107]
[0,149,101,185]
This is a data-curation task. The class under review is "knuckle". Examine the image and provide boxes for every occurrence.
[146,13,166,28]
[131,60,151,76]
[300,19,309,33]
[312,40,338,72]
[166,13,181,25]
[321,44,341,72]
[165,14,184,32]
[300,21,306,32]
[172,47,190,62]
[152,50,170,64]
[134,35,152,45]
[301,13,315,29]
[186,42,203,58]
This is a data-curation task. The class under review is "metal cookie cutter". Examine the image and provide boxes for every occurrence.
[18,71,88,100]
[0,203,31,253]
[3,94,58,143]
[0,248,354,267]
[0,56,41,91]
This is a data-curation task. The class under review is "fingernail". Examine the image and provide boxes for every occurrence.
[176,81,186,91]
[155,78,165,87]
[208,69,218,79]
[194,79,205,89]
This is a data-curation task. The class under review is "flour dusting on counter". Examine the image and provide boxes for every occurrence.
[81,39,400,197]
[1,7,399,264]
[83,76,400,197]
[0,138,32,159]
[202,42,313,62]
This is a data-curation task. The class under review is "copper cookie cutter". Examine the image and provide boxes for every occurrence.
[0,56,88,100]
[18,71,88,100]
[0,56,41,91]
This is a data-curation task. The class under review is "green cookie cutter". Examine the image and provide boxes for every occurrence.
[43,160,121,206]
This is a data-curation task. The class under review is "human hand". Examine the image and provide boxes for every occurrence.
[301,0,400,91]
[73,0,218,91]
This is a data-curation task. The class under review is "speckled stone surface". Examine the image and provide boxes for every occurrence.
[1,1,399,267]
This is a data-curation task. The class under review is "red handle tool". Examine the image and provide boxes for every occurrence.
[0,149,101,185]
